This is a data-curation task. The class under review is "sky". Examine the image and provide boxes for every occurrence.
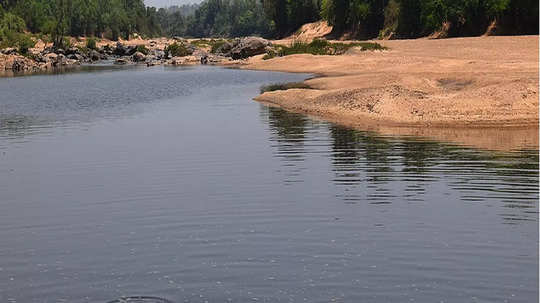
[144,0,200,7]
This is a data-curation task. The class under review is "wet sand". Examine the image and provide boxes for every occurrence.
[245,35,539,150]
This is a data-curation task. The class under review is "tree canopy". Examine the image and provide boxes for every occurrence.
[0,0,537,44]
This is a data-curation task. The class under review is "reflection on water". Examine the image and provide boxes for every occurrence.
[262,106,539,223]
[0,66,538,303]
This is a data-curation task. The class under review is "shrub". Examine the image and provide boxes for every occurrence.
[262,49,277,60]
[260,82,311,93]
[16,34,35,54]
[136,44,149,55]
[276,39,386,57]
[165,42,190,57]
[0,31,35,55]
[62,37,72,49]
[86,37,97,50]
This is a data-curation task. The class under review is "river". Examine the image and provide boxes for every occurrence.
[0,65,538,303]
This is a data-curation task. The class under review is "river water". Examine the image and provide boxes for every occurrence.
[0,66,538,303]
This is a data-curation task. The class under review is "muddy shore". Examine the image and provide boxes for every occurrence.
[244,35,539,150]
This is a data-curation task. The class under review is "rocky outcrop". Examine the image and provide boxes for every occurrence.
[229,37,271,59]
[1,36,272,73]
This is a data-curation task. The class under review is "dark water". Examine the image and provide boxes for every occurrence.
[0,66,537,303]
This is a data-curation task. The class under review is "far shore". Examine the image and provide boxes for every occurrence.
[242,35,539,150]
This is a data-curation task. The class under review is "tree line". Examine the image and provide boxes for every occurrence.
[1,0,538,47]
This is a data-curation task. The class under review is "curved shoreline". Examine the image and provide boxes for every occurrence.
[242,36,539,150]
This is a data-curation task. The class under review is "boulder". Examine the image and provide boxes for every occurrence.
[54,54,67,66]
[65,47,81,55]
[132,51,146,62]
[229,37,271,59]
[67,53,84,61]
[214,41,234,55]
[152,49,165,59]
[66,59,80,65]
[114,42,127,56]
[43,53,58,63]
[114,57,129,65]
[89,50,101,61]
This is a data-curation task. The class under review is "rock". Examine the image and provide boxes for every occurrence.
[43,53,58,63]
[67,53,84,61]
[229,37,271,59]
[11,58,28,71]
[200,55,208,65]
[38,62,52,70]
[101,44,113,55]
[114,42,127,56]
[3,55,38,72]
[65,47,80,55]
[1,48,18,55]
[146,60,162,67]
[114,57,129,65]
[66,59,80,65]
[152,49,165,59]
[167,56,199,65]
[56,48,65,55]
[214,41,234,55]
[89,50,101,61]
[132,51,146,62]
[54,54,67,66]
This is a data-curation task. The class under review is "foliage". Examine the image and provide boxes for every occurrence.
[165,42,190,57]
[1,0,163,44]
[260,82,311,93]
[0,0,536,44]
[262,48,277,60]
[136,44,149,54]
[0,12,36,54]
[274,39,386,57]
[85,37,97,50]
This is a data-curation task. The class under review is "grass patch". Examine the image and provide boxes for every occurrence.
[266,39,387,59]
[260,82,311,93]
[165,42,191,57]
[190,39,231,53]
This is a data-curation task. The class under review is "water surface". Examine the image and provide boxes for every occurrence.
[0,66,537,303]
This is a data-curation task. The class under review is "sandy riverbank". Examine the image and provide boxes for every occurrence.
[244,35,539,150]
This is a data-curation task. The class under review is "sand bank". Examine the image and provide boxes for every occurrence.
[245,36,539,150]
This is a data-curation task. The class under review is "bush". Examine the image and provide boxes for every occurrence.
[262,49,277,60]
[276,39,387,57]
[210,40,230,53]
[0,31,35,55]
[86,37,97,50]
[260,82,311,93]
[136,44,149,55]
[165,42,190,57]
[16,34,35,54]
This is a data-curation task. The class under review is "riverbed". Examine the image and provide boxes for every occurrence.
[0,66,538,303]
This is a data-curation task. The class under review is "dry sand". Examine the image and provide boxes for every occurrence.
[245,35,539,151]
